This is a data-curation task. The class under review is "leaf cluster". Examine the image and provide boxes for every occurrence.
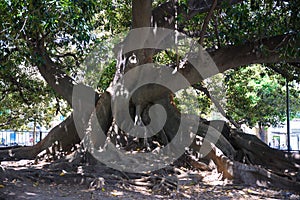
[225,65,300,127]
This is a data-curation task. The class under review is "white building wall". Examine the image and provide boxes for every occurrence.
[267,118,300,151]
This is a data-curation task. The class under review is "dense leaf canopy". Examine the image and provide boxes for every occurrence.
[225,65,300,127]
[0,0,299,129]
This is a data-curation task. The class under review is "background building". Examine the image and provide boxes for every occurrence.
[267,118,300,151]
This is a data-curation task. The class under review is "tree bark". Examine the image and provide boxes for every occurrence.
[112,33,299,107]
[132,0,152,28]
[0,114,79,161]
[0,91,112,161]
[258,122,266,142]
[152,0,245,28]
[159,100,300,191]
[1,0,299,193]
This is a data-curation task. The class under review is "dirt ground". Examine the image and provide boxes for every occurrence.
[0,159,299,200]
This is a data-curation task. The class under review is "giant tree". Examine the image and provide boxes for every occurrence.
[0,0,300,191]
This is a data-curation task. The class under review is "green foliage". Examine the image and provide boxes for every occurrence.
[0,71,67,130]
[182,0,299,57]
[234,1,298,41]
[174,88,211,117]
[0,0,299,130]
[0,0,102,129]
[96,0,131,34]
[97,60,116,92]
[225,65,300,127]
[0,0,132,129]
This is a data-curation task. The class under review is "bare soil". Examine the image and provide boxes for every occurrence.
[0,159,299,200]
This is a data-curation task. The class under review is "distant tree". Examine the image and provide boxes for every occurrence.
[225,65,300,140]
[0,65,60,130]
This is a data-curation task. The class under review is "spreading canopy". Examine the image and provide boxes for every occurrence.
[0,0,299,128]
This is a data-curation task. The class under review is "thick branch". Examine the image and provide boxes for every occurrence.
[33,42,99,107]
[127,34,299,105]
[209,34,300,74]
[0,114,79,161]
[132,0,152,28]
[0,91,113,161]
[152,0,244,29]
[179,33,299,84]
[123,0,154,72]
[33,44,75,106]
[268,62,300,81]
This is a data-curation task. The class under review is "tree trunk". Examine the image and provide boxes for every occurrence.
[1,93,299,192]
[0,91,112,161]
[0,114,79,161]
[1,0,299,193]
[258,122,266,142]
[157,98,300,191]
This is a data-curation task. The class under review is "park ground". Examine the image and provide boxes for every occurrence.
[0,159,299,200]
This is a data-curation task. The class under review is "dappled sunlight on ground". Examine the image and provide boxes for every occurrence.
[0,160,299,199]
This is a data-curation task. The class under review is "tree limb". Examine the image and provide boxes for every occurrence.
[132,0,152,28]
[212,13,221,47]
[125,33,299,105]
[29,40,75,106]
[198,0,218,46]
[152,0,245,29]
[209,33,300,74]
[179,33,300,83]
[32,40,99,107]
